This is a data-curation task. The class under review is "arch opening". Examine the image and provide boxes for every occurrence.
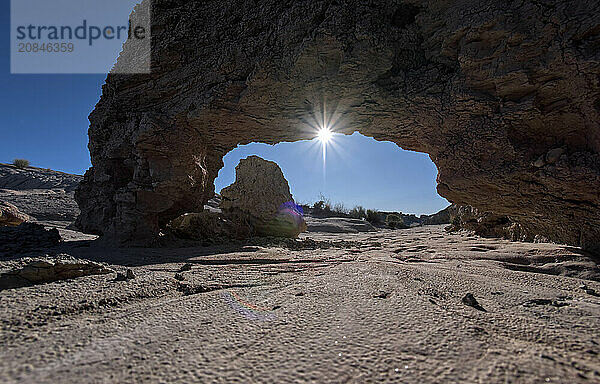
[214,132,450,218]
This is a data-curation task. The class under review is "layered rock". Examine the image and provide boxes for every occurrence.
[76,0,600,252]
[0,163,81,192]
[0,255,113,290]
[0,164,82,223]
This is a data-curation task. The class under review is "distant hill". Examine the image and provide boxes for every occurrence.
[0,163,82,193]
[0,164,82,223]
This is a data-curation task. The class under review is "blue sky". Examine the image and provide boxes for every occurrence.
[0,0,449,215]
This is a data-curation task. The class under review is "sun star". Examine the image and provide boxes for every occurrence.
[317,126,333,144]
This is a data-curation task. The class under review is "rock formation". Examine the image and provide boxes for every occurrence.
[0,164,82,223]
[0,255,113,290]
[220,156,294,221]
[0,223,61,256]
[169,156,306,240]
[0,163,81,192]
[445,204,535,242]
[0,202,30,227]
[75,0,600,252]
[420,206,451,226]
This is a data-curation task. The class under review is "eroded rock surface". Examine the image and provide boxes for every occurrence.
[75,0,600,251]
[0,202,29,227]
[220,156,293,220]
[0,255,113,290]
[0,164,82,223]
[446,204,541,243]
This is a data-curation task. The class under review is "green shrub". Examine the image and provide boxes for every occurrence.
[349,205,367,220]
[12,159,30,169]
[386,213,408,229]
[366,209,382,224]
[333,202,348,215]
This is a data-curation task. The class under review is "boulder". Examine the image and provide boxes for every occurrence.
[220,156,306,237]
[305,217,376,233]
[0,202,29,227]
[168,211,252,242]
[168,157,306,240]
[220,156,293,220]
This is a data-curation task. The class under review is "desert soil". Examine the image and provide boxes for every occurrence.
[1,224,599,383]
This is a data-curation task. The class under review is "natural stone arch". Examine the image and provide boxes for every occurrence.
[75,0,600,252]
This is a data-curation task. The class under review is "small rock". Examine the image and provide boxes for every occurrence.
[0,255,113,290]
[462,293,486,311]
[114,269,135,282]
[545,148,565,164]
[114,272,127,281]
[179,263,193,272]
[579,283,588,290]
[533,156,545,168]
[585,288,599,297]
[174,273,185,281]
[373,290,390,299]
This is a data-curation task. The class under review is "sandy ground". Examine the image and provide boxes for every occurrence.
[1,225,599,383]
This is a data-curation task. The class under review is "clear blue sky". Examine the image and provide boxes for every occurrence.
[0,0,449,215]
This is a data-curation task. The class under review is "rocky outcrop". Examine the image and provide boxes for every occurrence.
[0,202,30,227]
[445,205,537,242]
[0,164,82,223]
[76,0,600,252]
[305,217,377,233]
[168,156,306,240]
[420,206,451,226]
[0,163,81,192]
[0,255,113,290]
[220,156,293,221]
[0,223,61,256]
[168,211,253,242]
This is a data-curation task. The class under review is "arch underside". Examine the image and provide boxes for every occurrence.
[75,0,600,252]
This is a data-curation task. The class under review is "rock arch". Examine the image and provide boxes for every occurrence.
[75,0,600,252]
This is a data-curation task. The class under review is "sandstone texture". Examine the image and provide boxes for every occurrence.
[220,156,293,220]
[75,0,600,251]
[306,217,377,233]
[0,255,114,290]
[0,202,29,227]
[0,164,82,223]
